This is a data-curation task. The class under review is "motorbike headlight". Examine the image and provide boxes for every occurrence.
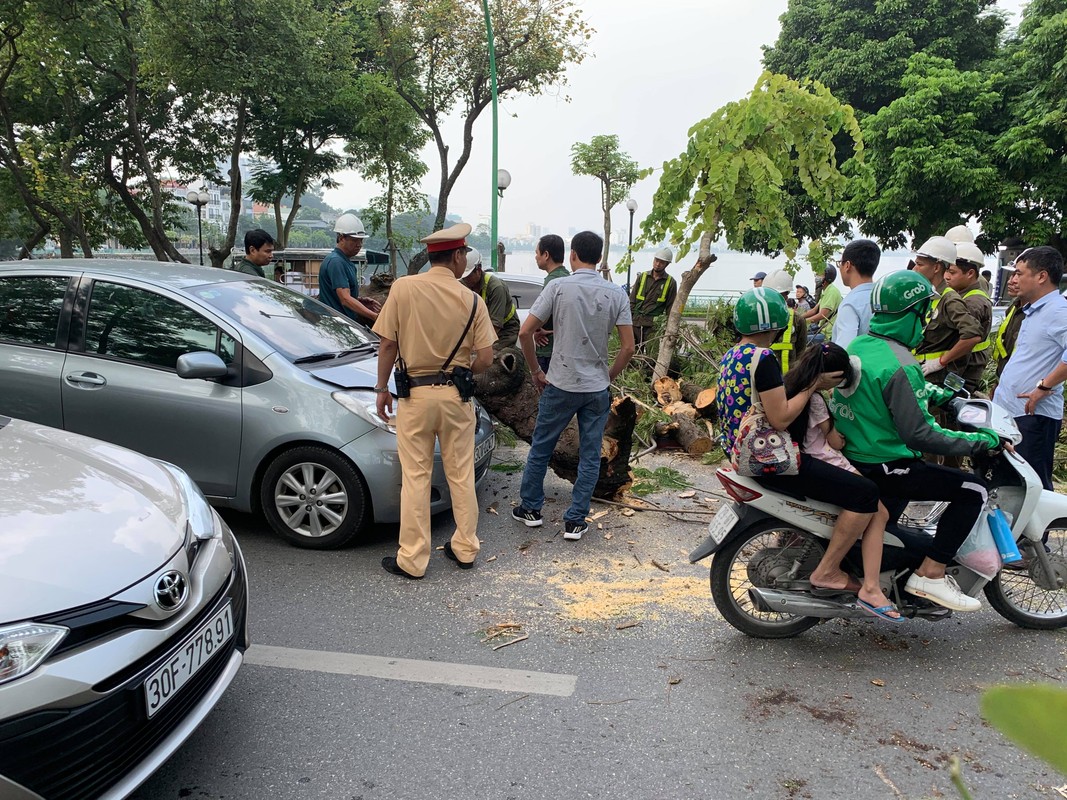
[332,390,396,434]
[160,462,220,543]
[0,623,67,685]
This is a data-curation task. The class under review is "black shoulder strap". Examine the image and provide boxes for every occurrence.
[442,295,478,371]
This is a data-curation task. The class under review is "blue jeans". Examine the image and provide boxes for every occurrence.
[520,384,612,523]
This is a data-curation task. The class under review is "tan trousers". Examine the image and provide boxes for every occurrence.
[395,385,480,576]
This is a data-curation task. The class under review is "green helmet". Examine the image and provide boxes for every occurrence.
[870,270,935,315]
[734,287,790,334]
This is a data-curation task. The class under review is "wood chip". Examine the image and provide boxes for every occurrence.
[651,559,671,573]
[871,679,886,687]
[569,626,584,634]
[597,522,604,530]
[518,540,533,551]
[616,621,641,630]
[677,490,696,499]
[603,532,613,540]
[590,510,610,521]
[486,504,498,515]
[621,508,636,517]
[486,555,497,562]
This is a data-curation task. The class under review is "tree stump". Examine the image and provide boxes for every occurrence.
[473,348,638,499]
[695,388,718,420]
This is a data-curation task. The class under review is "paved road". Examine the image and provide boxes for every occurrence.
[134,451,1067,800]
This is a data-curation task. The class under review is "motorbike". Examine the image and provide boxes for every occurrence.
[689,395,1067,638]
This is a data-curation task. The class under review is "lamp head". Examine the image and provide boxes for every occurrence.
[625,198,638,213]
[496,168,512,194]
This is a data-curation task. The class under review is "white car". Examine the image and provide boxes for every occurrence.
[0,416,248,800]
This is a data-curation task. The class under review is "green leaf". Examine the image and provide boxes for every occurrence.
[981,684,1067,775]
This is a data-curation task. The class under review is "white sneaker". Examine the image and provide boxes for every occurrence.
[905,573,982,612]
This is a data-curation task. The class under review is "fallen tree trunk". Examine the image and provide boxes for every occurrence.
[695,388,717,420]
[474,348,638,498]
[671,412,714,456]
[680,380,703,405]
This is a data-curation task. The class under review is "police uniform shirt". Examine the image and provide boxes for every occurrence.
[373,266,496,376]
[956,284,992,384]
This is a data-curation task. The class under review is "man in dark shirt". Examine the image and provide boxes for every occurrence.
[318,213,380,324]
[459,248,519,349]
[234,229,274,278]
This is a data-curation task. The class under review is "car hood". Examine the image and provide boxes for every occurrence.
[0,418,186,620]
[307,357,381,390]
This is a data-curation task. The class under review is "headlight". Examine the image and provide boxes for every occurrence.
[0,623,67,685]
[333,390,396,434]
[160,462,220,542]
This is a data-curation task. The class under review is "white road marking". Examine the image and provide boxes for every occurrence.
[245,644,577,697]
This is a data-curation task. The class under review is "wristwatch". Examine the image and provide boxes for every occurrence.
[1037,382,1054,392]
[373,387,390,394]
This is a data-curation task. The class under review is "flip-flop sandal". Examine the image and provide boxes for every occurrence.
[858,598,904,623]
[809,576,862,596]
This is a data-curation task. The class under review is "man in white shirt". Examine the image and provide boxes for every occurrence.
[832,239,880,348]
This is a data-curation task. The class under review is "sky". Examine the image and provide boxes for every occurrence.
[325,0,1029,246]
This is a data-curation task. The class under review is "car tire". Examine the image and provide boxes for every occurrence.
[260,446,368,549]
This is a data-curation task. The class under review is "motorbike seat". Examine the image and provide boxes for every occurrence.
[753,478,808,504]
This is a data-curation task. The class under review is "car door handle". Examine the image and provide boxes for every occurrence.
[66,372,107,387]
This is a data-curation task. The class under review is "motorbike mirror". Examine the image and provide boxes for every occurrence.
[943,372,966,394]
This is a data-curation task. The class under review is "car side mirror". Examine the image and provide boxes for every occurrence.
[176,351,229,380]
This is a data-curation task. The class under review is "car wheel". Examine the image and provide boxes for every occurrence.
[260,446,368,549]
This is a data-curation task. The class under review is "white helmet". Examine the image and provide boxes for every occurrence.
[764,269,793,294]
[460,247,482,278]
[334,213,367,237]
[653,246,673,264]
[915,235,956,266]
[945,224,975,244]
[955,241,985,269]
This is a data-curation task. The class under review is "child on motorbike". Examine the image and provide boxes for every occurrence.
[717,289,898,620]
[784,342,899,621]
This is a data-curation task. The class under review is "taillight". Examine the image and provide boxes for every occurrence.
[716,469,762,503]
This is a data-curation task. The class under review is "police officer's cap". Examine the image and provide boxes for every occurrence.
[421,223,472,255]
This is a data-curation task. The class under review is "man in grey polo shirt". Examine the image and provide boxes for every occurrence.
[513,231,635,540]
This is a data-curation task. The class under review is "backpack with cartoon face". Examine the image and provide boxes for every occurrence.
[730,349,801,477]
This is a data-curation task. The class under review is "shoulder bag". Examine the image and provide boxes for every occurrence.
[730,348,802,477]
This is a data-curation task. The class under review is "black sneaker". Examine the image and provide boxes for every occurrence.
[512,506,543,527]
[563,520,588,540]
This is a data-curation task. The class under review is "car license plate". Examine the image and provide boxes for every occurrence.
[474,432,496,463]
[144,603,233,718]
[707,504,740,545]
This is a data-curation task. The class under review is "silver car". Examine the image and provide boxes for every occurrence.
[0,260,496,549]
[0,415,248,800]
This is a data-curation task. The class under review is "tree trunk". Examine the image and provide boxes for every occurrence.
[680,381,704,405]
[600,177,611,279]
[210,98,248,269]
[58,228,73,258]
[273,198,284,247]
[19,224,48,258]
[653,224,719,380]
[474,348,638,499]
[386,163,396,277]
[694,388,717,420]
[666,413,713,456]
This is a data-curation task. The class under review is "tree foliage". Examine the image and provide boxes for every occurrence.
[642,72,863,380]
[570,134,646,274]
[373,0,591,266]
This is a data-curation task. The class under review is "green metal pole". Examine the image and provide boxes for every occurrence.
[482,0,499,269]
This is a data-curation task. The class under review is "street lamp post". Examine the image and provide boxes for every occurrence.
[481,0,502,270]
[496,168,511,271]
[625,197,638,294]
[186,189,209,265]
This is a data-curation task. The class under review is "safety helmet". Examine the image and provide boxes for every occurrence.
[653,246,673,264]
[764,269,793,294]
[733,288,790,335]
[822,264,838,284]
[955,241,985,270]
[870,270,936,315]
[945,224,975,244]
[460,247,483,278]
[334,213,367,237]
[915,235,956,266]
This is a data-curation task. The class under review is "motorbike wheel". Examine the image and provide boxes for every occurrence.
[710,522,822,639]
[984,524,1067,630]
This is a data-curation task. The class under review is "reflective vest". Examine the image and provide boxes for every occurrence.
[915,286,953,362]
[635,271,673,304]
[771,308,796,372]
[993,303,1018,360]
[483,273,516,324]
[962,288,992,353]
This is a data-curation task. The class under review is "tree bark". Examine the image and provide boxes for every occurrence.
[653,224,720,380]
[210,98,248,269]
[668,412,714,456]
[600,176,612,278]
[473,348,638,499]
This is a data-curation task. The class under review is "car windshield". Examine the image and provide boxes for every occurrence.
[192,281,376,362]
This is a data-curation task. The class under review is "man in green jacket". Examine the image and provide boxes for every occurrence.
[460,247,519,350]
[829,270,999,613]
[234,229,275,278]
[628,247,677,350]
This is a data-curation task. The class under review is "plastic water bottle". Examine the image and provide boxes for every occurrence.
[988,507,1023,564]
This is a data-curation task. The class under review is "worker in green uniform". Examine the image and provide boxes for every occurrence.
[234,229,274,278]
[628,247,678,351]
[911,236,984,387]
[994,268,1023,381]
[763,268,806,371]
[944,241,993,393]
[459,247,519,350]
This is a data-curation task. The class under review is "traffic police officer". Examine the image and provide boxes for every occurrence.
[912,236,985,387]
[459,248,519,350]
[373,223,496,579]
[629,247,678,350]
